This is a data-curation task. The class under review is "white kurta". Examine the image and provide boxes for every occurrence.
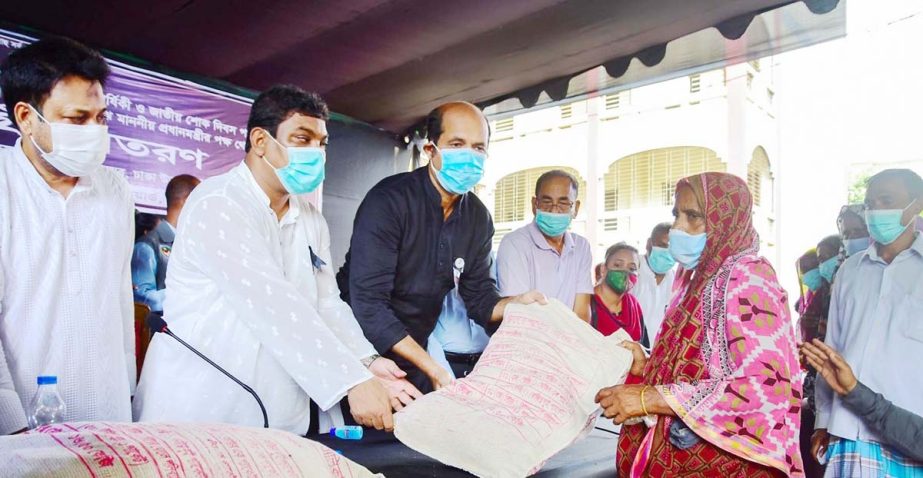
[0,140,135,433]
[134,163,375,434]
[633,256,676,345]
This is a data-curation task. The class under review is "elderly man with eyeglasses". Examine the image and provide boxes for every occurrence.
[496,170,594,322]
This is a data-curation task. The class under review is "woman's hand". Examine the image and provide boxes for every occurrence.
[596,384,664,424]
[620,341,648,376]
[800,339,857,396]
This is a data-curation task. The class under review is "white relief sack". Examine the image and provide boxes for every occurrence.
[395,299,634,477]
[0,421,382,478]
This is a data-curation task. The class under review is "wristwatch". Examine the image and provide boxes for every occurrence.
[361,354,381,368]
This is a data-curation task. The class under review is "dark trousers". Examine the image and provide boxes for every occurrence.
[801,407,826,478]
[443,351,481,379]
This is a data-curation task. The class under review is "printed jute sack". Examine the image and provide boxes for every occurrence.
[0,421,382,477]
[395,299,633,477]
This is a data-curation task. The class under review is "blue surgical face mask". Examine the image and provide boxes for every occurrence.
[264,132,326,194]
[865,199,917,245]
[818,256,839,283]
[535,210,572,237]
[802,268,822,292]
[844,237,870,257]
[647,246,676,274]
[434,147,486,195]
[668,229,707,270]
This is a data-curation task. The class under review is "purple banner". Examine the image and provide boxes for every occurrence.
[0,29,258,213]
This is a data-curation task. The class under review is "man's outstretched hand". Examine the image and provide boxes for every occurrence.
[368,357,424,411]
[800,339,857,396]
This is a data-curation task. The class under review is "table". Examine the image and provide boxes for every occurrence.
[313,427,619,477]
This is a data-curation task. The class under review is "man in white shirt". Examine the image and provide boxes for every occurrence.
[497,170,593,321]
[813,169,923,475]
[134,85,418,434]
[0,37,135,434]
[633,222,676,344]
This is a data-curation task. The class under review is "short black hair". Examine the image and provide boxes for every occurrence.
[424,106,447,144]
[423,103,491,144]
[650,222,672,239]
[817,234,842,253]
[1,37,110,129]
[605,242,639,264]
[797,250,819,272]
[867,168,923,198]
[534,169,579,197]
[245,84,330,152]
[135,212,161,242]
[165,174,200,208]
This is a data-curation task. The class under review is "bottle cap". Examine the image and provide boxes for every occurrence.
[37,376,57,385]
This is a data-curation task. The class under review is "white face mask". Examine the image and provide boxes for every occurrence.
[28,105,110,177]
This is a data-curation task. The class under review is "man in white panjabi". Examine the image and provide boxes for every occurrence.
[0,38,135,434]
[134,85,420,434]
[633,222,677,344]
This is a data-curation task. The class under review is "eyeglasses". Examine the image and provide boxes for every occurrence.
[537,199,575,213]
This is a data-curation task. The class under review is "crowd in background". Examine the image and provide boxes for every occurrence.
[2,35,922,478]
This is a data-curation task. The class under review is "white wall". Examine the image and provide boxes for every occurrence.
[479,0,923,309]
[484,61,781,266]
[770,0,923,299]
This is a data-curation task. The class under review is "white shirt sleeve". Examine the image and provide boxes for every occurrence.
[496,235,531,298]
[310,209,377,360]
[0,249,3,315]
[184,195,371,410]
[0,253,26,433]
[121,202,137,395]
[815,273,842,430]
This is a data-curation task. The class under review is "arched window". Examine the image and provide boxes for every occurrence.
[494,167,586,223]
[747,147,772,209]
[603,146,724,211]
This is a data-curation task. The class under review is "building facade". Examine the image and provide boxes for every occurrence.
[481,60,781,267]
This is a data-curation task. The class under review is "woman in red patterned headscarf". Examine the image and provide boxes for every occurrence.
[596,173,804,477]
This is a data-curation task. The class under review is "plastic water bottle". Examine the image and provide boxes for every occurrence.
[329,425,363,440]
[28,376,66,428]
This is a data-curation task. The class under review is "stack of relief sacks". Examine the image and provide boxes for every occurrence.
[0,421,382,478]
[395,299,633,477]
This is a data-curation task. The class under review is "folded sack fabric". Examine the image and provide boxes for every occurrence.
[395,299,634,477]
[0,421,382,478]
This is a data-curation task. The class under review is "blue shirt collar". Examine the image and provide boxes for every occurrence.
[863,232,923,264]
